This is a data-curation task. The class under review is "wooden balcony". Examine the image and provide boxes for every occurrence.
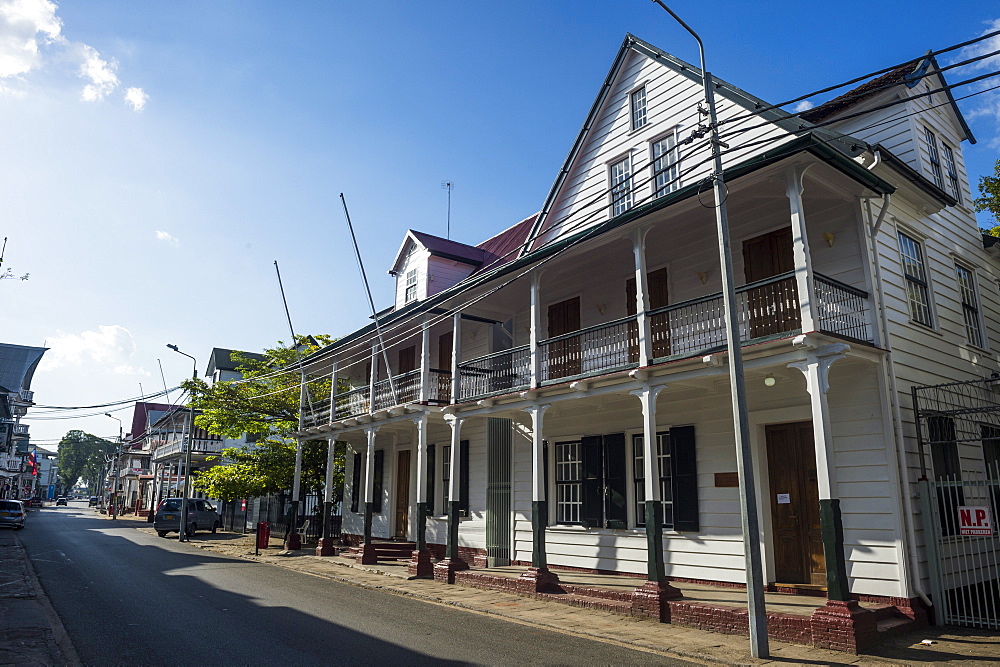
[302,272,871,425]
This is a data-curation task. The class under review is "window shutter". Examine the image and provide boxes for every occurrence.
[603,433,628,529]
[373,449,384,513]
[543,441,549,507]
[350,452,361,513]
[580,436,604,528]
[426,444,436,515]
[669,425,699,531]
[459,440,470,516]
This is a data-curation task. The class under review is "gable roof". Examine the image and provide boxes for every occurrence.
[520,33,839,256]
[389,230,487,275]
[472,214,537,275]
[206,347,266,377]
[801,53,975,144]
[128,401,176,444]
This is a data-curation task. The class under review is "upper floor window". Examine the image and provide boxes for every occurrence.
[924,127,945,190]
[630,86,647,131]
[610,156,632,217]
[942,144,962,204]
[898,231,933,327]
[955,264,984,348]
[651,130,679,198]
[404,269,417,303]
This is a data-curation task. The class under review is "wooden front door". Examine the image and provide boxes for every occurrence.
[547,297,581,379]
[437,332,453,401]
[766,421,826,587]
[627,268,670,362]
[397,346,417,402]
[742,227,798,339]
[394,450,411,539]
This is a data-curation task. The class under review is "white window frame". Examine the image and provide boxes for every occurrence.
[609,155,633,217]
[942,144,962,204]
[630,86,647,131]
[441,443,451,510]
[632,432,673,529]
[650,129,680,198]
[404,268,417,303]
[955,263,985,348]
[554,440,583,525]
[897,230,934,327]
[924,127,945,190]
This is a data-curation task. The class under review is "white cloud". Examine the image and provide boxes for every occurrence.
[954,18,1000,148]
[38,325,149,376]
[124,86,147,111]
[155,230,179,246]
[0,0,145,109]
[77,43,118,102]
[791,100,815,113]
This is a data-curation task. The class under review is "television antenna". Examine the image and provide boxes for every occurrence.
[441,181,454,239]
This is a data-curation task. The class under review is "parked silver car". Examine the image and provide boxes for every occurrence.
[0,500,26,530]
[153,498,221,537]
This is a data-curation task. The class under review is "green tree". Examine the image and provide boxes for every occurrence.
[181,336,345,500]
[975,159,1000,234]
[56,430,116,491]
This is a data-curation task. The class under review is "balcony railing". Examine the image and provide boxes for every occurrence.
[13,424,28,436]
[302,272,872,417]
[459,346,530,399]
[302,398,332,428]
[18,390,33,403]
[540,317,638,383]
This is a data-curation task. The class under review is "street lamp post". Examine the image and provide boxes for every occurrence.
[105,413,123,519]
[650,2,768,657]
[167,344,199,542]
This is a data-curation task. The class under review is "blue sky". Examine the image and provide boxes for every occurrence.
[3,0,998,446]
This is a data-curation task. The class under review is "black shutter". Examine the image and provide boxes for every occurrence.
[580,436,604,527]
[459,440,470,516]
[426,444,436,515]
[350,452,361,513]
[669,425,699,531]
[543,441,549,507]
[603,433,628,529]
[373,449,384,513]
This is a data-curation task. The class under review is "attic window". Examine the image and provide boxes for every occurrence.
[924,127,945,190]
[404,269,417,303]
[631,87,647,131]
[942,144,962,204]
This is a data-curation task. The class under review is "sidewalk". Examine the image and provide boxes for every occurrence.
[111,513,999,665]
[0,526,77,666]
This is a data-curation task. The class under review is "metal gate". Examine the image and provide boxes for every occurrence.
[486,417,512,566]
[914,378,1000,629]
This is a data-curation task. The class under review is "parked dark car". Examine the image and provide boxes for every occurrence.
[0,500,26,529]
[55,497,68,506]
[24,497,42,508]
[153,498,221,537]
[88,496,98,507]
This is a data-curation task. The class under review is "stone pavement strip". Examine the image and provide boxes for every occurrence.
[103,512,997,666]
[0,528,78,666]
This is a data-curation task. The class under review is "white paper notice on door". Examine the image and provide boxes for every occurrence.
[776,493,791,504]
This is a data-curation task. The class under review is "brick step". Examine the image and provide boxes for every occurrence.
[556,582,636,602]
[540,591,633,616]
[345,541,416,563]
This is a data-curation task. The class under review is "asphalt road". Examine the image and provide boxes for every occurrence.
[22,501,692,665]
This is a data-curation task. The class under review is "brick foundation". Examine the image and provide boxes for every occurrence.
[433,558,469,584]
[408,549,434,578]
[515,567,562,594]
[810,600,878,654]
[283,532,302,550]
[315,537,337,557]
[631,580,683,622]
[356,542,379,565]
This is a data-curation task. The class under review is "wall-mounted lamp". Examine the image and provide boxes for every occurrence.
[822,232,835,247]
[697,271,709,285]
[764,373,776,387]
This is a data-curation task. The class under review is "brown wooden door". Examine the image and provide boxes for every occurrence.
[437,332,453,401]
[626,268,670,362]
[547,297,581,378]
[766,421,826,586]
[394,450,411,539]
[743,227,799,339]
[397,346,417,402]
[398,346,416,373]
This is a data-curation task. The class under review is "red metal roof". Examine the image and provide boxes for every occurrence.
[800,60,919,124]
[473,214,537,275]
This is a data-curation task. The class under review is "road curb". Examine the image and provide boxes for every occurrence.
[15,531,82,667]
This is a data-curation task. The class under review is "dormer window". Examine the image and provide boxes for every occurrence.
[924,127,945,190]
[404,269,417,303]
[942,144,962,205]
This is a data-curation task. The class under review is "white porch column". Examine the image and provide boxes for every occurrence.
[363,425,378,543]
[368,344,378,413]
[525,404,550,569]
[444,415,464,562]
[292,438,303,504]
[788,337,851,601]
[419,316,431,403]
[786,165,818,333]
[316,434,338,554]
[632,227,653,367]
[329,362,338,424]
[451,313,462,404]
[529,271,541,388]
[410,413,433,576]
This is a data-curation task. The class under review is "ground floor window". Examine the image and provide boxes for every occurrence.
[633,432,672,528]
[555,441,582,524]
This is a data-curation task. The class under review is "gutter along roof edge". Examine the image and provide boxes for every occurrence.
[302,133,894,368]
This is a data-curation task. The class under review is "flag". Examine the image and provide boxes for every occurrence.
[27,449,37,477]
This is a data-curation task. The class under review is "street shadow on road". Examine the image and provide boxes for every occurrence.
[23,510,468,666]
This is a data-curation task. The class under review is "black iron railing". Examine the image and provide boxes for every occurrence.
[459,346,531,398]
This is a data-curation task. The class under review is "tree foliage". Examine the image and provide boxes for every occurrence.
[192,439,344,502]
[181,336,345,500]
[56,430,116,490]
[976,159,1000,232]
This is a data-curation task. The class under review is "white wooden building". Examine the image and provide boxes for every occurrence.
[294,35,996,647]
